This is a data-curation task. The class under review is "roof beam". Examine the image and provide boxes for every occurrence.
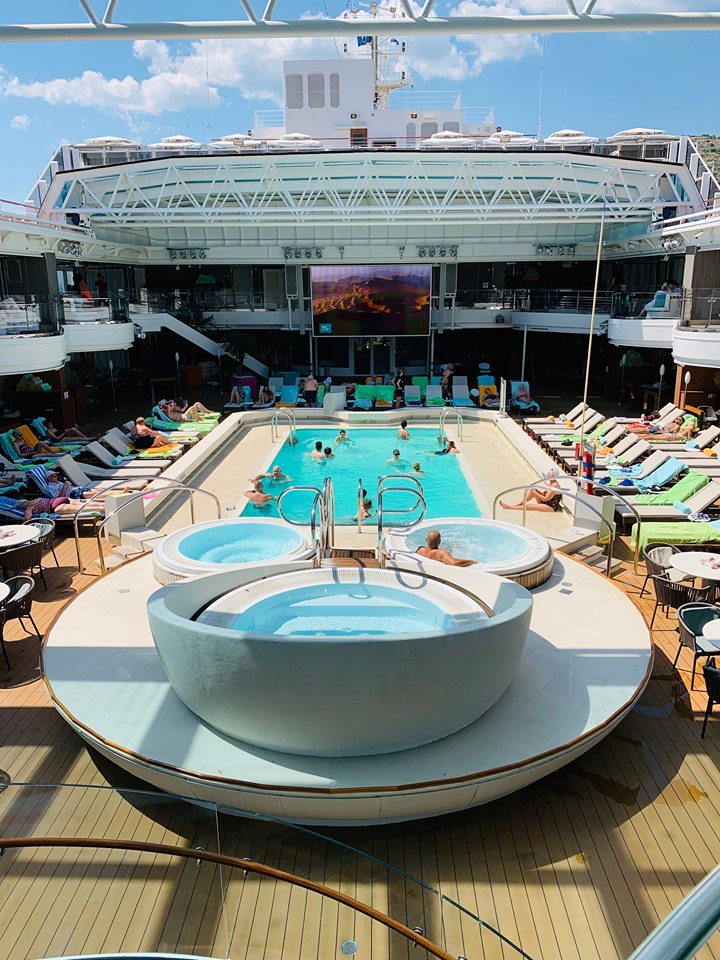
[2,13,720,42]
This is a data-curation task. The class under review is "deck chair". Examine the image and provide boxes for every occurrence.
[478,385,500,408]
[99,431,173,466]
[452,382,475,408]
[268,377,284,397]
[102,429,181,462]
[224,385,253,411]
[510,381,540,413]
[653,426,720,452]
[30,418,87,449]
[352,384,376,410]
[425,385,446,407]
[530,411,604,438]
[375,385,394,407]
[404,386,422,406]
[83,442,163,476]
[524,402,587,427]
[594,447,668,481]
[430,375,442,385]
[614,479,720,524]
[0,432,57,467]
[411,376,428,400]
[55,455,151,491]
[276,385,299,407]
[149,405,206,434]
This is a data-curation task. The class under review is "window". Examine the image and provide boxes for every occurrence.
[406,122,416,146]
[329,73,340,108]
[442,122,460,133]
[308,73,326,108]
[285,73,303,109]
[421,121,438,138]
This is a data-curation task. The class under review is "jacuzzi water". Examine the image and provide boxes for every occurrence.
[240,427,481,524]
[401,521,529,564]
[177,522,305,565]
[198,581,487,637]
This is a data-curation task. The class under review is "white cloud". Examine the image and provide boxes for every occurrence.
[10,113,30,130]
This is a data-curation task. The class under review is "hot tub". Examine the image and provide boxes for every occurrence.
[152,518,313,583]
[385,518,553,587]
[148,566,533,758]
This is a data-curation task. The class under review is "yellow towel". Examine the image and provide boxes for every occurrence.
[565,420,575,428]
[703,447,718,458]
[596,446,612,457]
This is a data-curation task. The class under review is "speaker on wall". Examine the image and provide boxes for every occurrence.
[445,262,457,297]
[285,265,298,299]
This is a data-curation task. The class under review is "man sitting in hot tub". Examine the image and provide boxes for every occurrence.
[244,478,276,507]
[416,530,476,567]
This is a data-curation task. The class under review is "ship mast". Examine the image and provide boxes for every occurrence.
[342,2,413,110]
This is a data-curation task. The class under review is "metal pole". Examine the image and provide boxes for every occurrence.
[520,324,528,382]
[577,196,607,472]
[108,358,117,412]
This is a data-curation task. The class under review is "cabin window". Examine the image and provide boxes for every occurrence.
[442,122,460,133]
[308,73,326,108]
[329,73,340,107]
[421,121,438,138]
[286,73,303,109]
[406,122,416,146]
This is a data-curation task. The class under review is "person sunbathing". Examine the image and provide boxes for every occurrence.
[514,384,533,405]
[500,470,563,512]
[45,470,127,501]
[129,418,174,450]
[11,431,57,458]
[417,530,475,567]
[169,399,217,421]
[18,497,94,520]
[253,386,274,408]
[44,420,92,442]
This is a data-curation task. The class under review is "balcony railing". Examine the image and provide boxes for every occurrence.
[681,287,720,327]
[0,293,133,337]
[456,288,613,315]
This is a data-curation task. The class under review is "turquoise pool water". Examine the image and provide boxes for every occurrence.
[400,521,530,564]
[240,427,481,524]
[177,522,306,565]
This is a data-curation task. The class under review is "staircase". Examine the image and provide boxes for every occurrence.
[324,548,379,569]
[134,312,223,359]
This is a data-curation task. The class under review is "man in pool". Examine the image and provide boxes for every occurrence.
[387,449,406,466]
[416,530,476,567]
[335,429,351,443]
[397,420,410,440]
[309,441,324,460]
[355,488,374,520]
[244,478,276,507]
[251,466,291,483]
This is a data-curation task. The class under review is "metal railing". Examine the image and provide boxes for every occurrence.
[376,474,427,567]
[73,479,221,574]
[271,408,297,443]
[276,485,328,567]
[321,476,335,548]
[439,408,463,442]
[492,481,617,578]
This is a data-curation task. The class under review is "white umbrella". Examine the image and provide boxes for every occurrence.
[608,127,669,141]
[217,133,252,142]
[83,136,136,146]
[544,129,598,145]
[419,131,476,149]
[486,130,537,147]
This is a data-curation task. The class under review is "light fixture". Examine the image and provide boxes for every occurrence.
[350,113,357,120]
[658,363,665,400]
[685,370,692,385]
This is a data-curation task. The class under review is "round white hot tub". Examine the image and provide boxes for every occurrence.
[385,518,553,586]
[148,566,533,758]
[152,518,313,583]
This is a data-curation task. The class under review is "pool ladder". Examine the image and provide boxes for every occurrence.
[439,408,463,442]
[277,476,335,567]
[271,408,297,444]
[375,474,426,568]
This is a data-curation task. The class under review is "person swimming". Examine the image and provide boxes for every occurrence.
[397,419,410,440]
[335,430,352,443]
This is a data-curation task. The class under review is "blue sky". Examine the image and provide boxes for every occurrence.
[1,0,719,202]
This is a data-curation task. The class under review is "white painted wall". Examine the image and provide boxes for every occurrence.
[0,333,68,375]
[64,321,135,353]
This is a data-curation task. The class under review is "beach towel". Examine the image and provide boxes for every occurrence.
[634,458,687,494]
[633,470,708,506]
[631,519,720,553]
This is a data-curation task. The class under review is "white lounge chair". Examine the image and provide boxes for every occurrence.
[613,480,720,523]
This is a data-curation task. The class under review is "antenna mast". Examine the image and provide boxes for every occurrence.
[343,2,413,109]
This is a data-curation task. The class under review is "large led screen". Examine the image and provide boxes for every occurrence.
[311,264,431,336]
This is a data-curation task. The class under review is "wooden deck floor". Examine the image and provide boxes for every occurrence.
[0,535,718,960]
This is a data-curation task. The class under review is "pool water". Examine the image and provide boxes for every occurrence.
[241,427,481,524]
[178,522,306,565]
[198,582,486,636]
[401,521,530,564]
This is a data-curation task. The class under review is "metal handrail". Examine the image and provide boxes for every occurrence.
[439,407,463,442]
[277,485,328,566]
[321,475,335,548]
[584,479,644,574]
[88,482,222,575]
[377,483,427,567]
[357,476,364,533]
[626,865,720,960]
[271,408,297,443]
[492,482,617,578]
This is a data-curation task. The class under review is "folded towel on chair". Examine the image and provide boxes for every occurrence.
[673,501,692,514]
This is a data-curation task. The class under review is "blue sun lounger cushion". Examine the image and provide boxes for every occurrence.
[635,458,687,495]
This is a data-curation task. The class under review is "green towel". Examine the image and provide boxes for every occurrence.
[412,376,429,399]
[633,470,708,505]
[631,519,720,553]
[376,384,395,405]
[354,384,377,401]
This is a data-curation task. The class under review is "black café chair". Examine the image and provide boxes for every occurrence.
[23,517,59,566]
[0,541,47,590]
[701,658,720,738]
[676,603,720,690]
[649,575,712,630]
[640,542,693,598]
[0,576,40,669]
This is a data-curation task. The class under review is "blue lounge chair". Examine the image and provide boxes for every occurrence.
[451,377,474,408]
[510,381,540,414]
[276,385,299,407]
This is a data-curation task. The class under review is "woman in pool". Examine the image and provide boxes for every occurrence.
[335,429,352,443]
[435,441,459,455]
[397,420,410,440]
[412,461,424,475]
[500,469,563,512]
[323,446,334,460]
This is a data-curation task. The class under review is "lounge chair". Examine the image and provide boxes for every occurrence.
[30,419,87,449]
[83,442,163,476]
[268,377,284,397]
[54,455,151,492]
[375,385,395,407]
[412,376,429,401]
[524,402,587,427]
[0,432,57,467]
[592,439,653,477]
[631,514,720,555]
[614,478,720,524]
[451,377,474,408]
[594,450,676,492]
[276,385,299,407]
[404,386,422,406]
[478,384,500,409]
[352,385,375,410]
[224,385,253,411]
[0,493,103,527]
[425,385,446,407]
[509,380,540,414]
[528,408,600,435]
[102,428,182,462]
[553,425,628,463]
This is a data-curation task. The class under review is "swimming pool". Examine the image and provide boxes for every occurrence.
[240,427,481,524]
